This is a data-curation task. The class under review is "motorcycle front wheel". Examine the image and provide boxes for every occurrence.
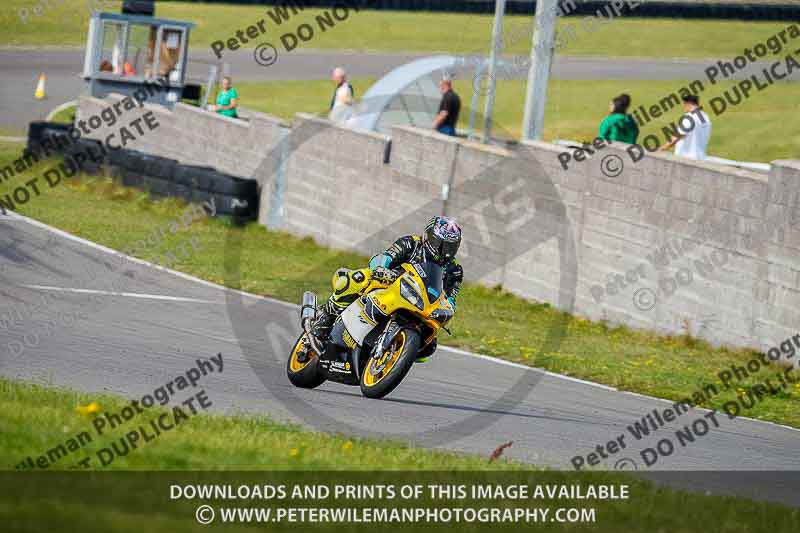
[286,333,327,389]
[360,328,420,399]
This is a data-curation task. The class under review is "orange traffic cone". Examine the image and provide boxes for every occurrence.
[34,73,46,100]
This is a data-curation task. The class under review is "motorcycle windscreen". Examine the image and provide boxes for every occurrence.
[414,260,444,303]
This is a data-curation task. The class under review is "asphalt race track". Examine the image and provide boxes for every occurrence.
[1,212,799,506]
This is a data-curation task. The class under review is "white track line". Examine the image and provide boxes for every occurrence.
[19,284,219,304]
[14,212,800,435]
[440,345,618,391]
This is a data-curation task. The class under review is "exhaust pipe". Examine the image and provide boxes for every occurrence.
[300,291,317,331]
[300,291,323,355]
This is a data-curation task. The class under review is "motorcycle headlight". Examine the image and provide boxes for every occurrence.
[399,278,424,310]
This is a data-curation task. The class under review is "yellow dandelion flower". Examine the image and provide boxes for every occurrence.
[289,448,300,457]
[342,441,353,452]
[76,402,101,416]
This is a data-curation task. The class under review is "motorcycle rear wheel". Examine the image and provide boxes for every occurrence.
[286,334,327,389]
[360,328,420,399]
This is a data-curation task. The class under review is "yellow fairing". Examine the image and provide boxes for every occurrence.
[367,264,453,336]
[329,268,382,310]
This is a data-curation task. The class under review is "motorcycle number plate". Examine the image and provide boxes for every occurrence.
[340,299,376,346]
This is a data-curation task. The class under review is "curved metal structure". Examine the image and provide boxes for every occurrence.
[347,55,462,135]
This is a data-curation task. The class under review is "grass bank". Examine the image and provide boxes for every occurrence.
[0,378,512,470]
[47,77,800,163]
[0,0,793,60]
[1,141,799,430]
[236,77,799,163]
[1,378,799,533]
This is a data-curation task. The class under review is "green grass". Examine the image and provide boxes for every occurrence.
[23,77,800,163]
[0,378,515,470]
[2,141,799,430]
[235,77,800,163]
[0,0,795,60]
[2,378,800,533]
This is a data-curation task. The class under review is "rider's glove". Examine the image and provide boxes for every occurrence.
[371,266,398,284]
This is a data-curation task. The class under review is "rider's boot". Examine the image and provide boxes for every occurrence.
[298,302,338,363]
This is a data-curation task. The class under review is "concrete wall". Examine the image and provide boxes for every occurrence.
[518,141,800,362]
[76,96,800,363]
[276,115,460,256]
[262,114,800,364]
[75,95,285,187]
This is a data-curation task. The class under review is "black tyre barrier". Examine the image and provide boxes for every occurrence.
[116,150,146,172]
[27,121,57,144]
[213,193,258,219]
[22,122,261,223]
[107,147,135,169]
[64,139,105,175]
[142,155,178,181]
[170,183,194,203]
[191,189,259,220]
[174,164,218,191]
[26,123,73,158]
[206,172,258,198]
[121,168,145,189]
[143,176,171,197]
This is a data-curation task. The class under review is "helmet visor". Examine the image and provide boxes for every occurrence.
[427,232,460,263]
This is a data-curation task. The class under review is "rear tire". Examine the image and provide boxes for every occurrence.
[360,328,420,399]
[286,334,327,389]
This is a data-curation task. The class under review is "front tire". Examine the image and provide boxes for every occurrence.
[286,334,327,389]
[360,328,420,399]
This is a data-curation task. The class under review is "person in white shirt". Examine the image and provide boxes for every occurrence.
[660,94,712,160]
[328,67,354,123]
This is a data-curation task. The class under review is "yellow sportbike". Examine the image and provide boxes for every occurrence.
[286,261,455,399]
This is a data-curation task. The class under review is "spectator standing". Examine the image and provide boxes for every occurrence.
[329,67,354,123]
[433,75,460,136]
[660,94,712,160]
[210,76,239,119]
[598,93,639,144]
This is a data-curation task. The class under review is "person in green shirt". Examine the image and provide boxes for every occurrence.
[211,76,239,118]
[598,94,639,144]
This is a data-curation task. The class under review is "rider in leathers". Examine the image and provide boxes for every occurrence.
[309,216,463,360]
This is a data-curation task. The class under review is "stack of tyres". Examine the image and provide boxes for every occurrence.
[174,164,216,205]
[114,150,147,189]
[138,154,177,198]
[26,121,72,159]
[26,121,51,154]
[174,165,259,221]
[107,148,134,180]
[23,121,260,224]
[207,172,258,221]
[63,138,105,175]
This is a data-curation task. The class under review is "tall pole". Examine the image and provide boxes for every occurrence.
[521,0,559,141]
[481,0,506,144]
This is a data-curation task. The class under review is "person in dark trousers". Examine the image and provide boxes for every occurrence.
[433,75,460,136]
[598,93,639,144]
